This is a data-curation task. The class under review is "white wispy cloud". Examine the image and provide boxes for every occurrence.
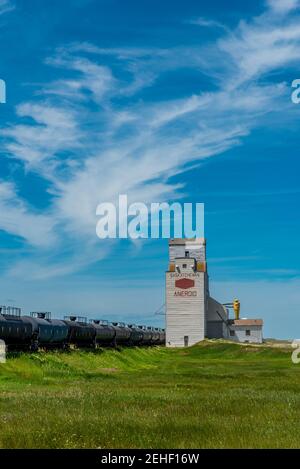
[3,103,83,172]
[267,0,300,13]
[188,16,229,32]
[219,17,300,86]
[0,181,56,247]
[0,0,14,15]
[1,0,300,278]
[45,55,116,103]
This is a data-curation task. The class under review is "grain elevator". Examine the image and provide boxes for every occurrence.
[165,238,263,347]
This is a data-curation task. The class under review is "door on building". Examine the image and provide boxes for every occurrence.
[184,336,189,347]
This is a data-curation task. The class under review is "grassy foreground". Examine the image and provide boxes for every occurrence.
[0,341,299,448]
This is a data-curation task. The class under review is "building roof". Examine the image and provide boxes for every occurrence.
[231,319,263,327]
[169,238,206,245]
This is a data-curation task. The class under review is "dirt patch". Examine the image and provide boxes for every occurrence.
[100,367,118,373]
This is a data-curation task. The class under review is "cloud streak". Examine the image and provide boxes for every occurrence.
[1,0,300,279]
[0,0,14,15]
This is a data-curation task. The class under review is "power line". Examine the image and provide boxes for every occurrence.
[153,303,166,316]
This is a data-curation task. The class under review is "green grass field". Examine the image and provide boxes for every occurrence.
[0,340,299,449]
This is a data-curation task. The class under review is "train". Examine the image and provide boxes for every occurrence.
[0,306,165,351]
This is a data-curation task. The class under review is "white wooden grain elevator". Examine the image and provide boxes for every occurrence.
[166,238,208,347]
[165,238,263,347]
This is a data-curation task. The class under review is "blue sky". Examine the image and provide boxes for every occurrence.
[0,0,300,338]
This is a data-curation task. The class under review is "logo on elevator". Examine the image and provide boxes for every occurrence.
[174,277,197,297]
[175,278,195,289]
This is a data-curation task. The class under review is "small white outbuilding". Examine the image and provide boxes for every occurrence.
[226,319,263,344]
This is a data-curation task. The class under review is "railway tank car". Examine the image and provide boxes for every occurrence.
[159,328,166,344]
[0,307,34,350]
[128,324,144,345]
[63,316,95,348]
[22,312,69,350]
[90,319,116,347]
[138,325,153,345]
[111,322,132,345]
[0,305,166,351]
[151,327,161,345]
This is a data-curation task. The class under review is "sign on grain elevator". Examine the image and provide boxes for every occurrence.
[165,238,208,347]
